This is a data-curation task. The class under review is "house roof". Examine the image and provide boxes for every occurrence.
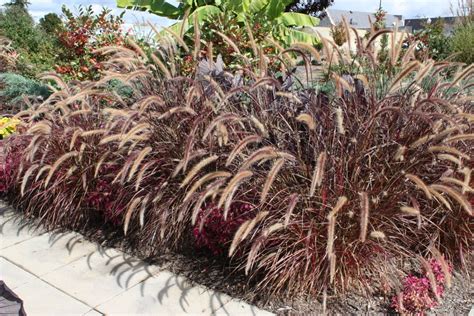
[321,9,403,29]
[404,17,457,32]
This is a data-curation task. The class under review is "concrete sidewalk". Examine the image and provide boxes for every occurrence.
[0,201,273,316]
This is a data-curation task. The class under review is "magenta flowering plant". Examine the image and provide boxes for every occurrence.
[392,258,453,315]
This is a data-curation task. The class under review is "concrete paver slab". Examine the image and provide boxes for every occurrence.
[0,257,38,289]
[14,277,93,316]
[41,248,160,308]
[94,270,233,315]
[1,231,97,276]
[0,208,43,250]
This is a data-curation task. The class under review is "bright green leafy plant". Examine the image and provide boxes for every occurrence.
[117,0,320,45]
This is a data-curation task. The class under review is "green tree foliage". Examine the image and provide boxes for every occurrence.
[285,0,333,15]
[0,5,57,76]
[39,13,64,34]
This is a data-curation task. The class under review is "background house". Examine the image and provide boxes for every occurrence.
[318,9,404,29]
[404,17,458,34]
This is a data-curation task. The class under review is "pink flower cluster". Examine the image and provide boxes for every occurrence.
[193,202,254,255]
[392,259,452,315]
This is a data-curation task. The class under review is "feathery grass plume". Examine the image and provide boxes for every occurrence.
[444,134,474,143]
[229,220,252,257]
[441,176,473,193]
[284,193,300,226]
[229,211,268,258]
[202,113,242,141]
[329,252,337,284]
[214,31,248,64]
[160,26,189,53]
[191,180,226,226]
[437,154,463,167]
[133,96,164,112]
[20,164,38,196]
[134,161,154,191]
[400,206,420,215]
[405,174,432,200]
[333,74,354,97]
[40,72,68,91]
[218,170,253,218]
[394,146,407,161]
[359,192,369,242]
[326,196,348,257]
[27,122,51,135]
[261,158,285,203]
[184,171,231,202]
[370,231,386,239]
[123,196,142,235]
[428,187,453,211]
[249,115,269,137]
[296,113,316,131]
[430,184,472,216]
[291,42,321,63]
[430,247,452,288]
[420,256,441,303]
[44,151,78,188]
[310,152,327,197]
[388,61,421,93]
[35,165,51,182]
[128,147,152,182]
[192,12,201,60]
[138,193,150,228]
[276,91,302,104]
[172,150,207,178]
[150,53,172,79]
[450,64,474,87]
[415,61,434,84]
[240,147,278,170]
[99,134,122,145]
[244,18,258,57]
[365,29,392,49]
[461,167,471,194]
[158,106,197,120]
[335,107,345,134]
[180,155,219,188]
[80,129,107,138]
[428,146,470,160]
[226,135,262,166]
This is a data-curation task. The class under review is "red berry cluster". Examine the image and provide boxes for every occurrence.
[193,202,254,255]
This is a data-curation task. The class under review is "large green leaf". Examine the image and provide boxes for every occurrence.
[278,12,319,27]
[265,0,292,20]
[116,0,183,19]
[168,5,222,34]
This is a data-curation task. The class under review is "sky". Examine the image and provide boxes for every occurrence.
[0,0,455,27]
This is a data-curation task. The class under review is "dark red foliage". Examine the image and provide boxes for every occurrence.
[194,203,254,255]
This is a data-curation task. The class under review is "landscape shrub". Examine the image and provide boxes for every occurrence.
[1,27,472,306]
[450,22,474,64]
[0,73,51,107]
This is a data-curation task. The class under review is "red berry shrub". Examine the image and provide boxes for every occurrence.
[194,203,254,255]
[55,5,127,81]
[392,259,453,315]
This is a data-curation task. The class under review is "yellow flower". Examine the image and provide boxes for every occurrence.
[0,117,21,139]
